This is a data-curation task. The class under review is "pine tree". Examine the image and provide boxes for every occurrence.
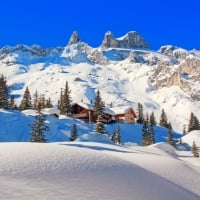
[183,125,187,135]
[141,116,155,146]
[111,124,121,144]
[150,111,156,126]
[159,109,168,128]
[0,74,9,109]
[149,124,155,145]
[93,90,104,117]
[59,81,72,115]
[137,102,144,124]
[33,90,39,110]
[191,141,199,157]
[69,124,78,141]
[9,95,17,109]
[94,114,106,134]
[19,86,32,110]
[46,97,53,108]
[141,120,149,146]
[188,112,200,132]
[167,122,174,146]
[29,102,49,142]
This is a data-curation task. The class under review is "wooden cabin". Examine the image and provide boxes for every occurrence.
[72,102,114,123]
[72,103,137,124]
[72,102,94,122]
[110,106,137,123]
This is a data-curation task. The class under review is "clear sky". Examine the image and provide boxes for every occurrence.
[0,0,200,50]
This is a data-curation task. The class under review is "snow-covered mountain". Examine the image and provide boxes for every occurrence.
[0,31,200,200]
[0,31,199,132]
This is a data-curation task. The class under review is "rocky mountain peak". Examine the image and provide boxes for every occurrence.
[68,31,80,45]
[101,31,149,50]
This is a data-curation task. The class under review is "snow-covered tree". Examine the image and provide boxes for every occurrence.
[19,86,32,110]
[94,114,106,134]
[0,74,9,109]
[111,124,121,144]
[69,124,78,141]
[191,141,199,157]
[30,102,49,142]
[93,90,104,117]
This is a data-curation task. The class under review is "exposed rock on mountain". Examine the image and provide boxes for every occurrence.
[100,31,149,49]
[68,31,80,45]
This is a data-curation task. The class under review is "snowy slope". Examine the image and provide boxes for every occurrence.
[0,109,181,144]
[182,130,200,146]
[0,142,199,200]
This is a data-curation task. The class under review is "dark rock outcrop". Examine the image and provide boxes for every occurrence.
[68,31,80,45]
[100,31,149,49]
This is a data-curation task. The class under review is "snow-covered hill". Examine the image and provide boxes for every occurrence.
[0,142,199,200]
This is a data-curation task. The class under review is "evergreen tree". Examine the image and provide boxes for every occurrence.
[137,102,144,124]
[111,124,121,144]
[69,124,78,141]
[159,109,168,128]
[141,117,155,146]
[0,74,9,109]
[167,122,175,146]
[188,112,200,132]
[183,125,187,135]
[141,120,149,146]
[59,81,72,115]
[94,114,106,134]
[149,124,155,145]
[93,90,104,117]
[46,97,53,108]
[150,111,156,126]
[29,102,49,142]
[9,95,17,109]
[191,141,199,157]
[33,90,39,110]
[19,86,32,110]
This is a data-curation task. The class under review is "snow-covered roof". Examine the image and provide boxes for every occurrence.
[110,106,134,115]
[72,102,94,111]
[104,107,115,115]
[42,107,60,116]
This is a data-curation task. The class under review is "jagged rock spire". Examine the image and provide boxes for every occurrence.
[68,31,80,45]
[101,31,149,49]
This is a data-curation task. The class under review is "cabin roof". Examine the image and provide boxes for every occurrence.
[110,106,134,115]
[72,102,94,111]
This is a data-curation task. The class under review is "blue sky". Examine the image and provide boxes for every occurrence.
[0,0,200,50]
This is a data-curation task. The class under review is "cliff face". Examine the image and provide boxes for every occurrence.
[100,31,149,49]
